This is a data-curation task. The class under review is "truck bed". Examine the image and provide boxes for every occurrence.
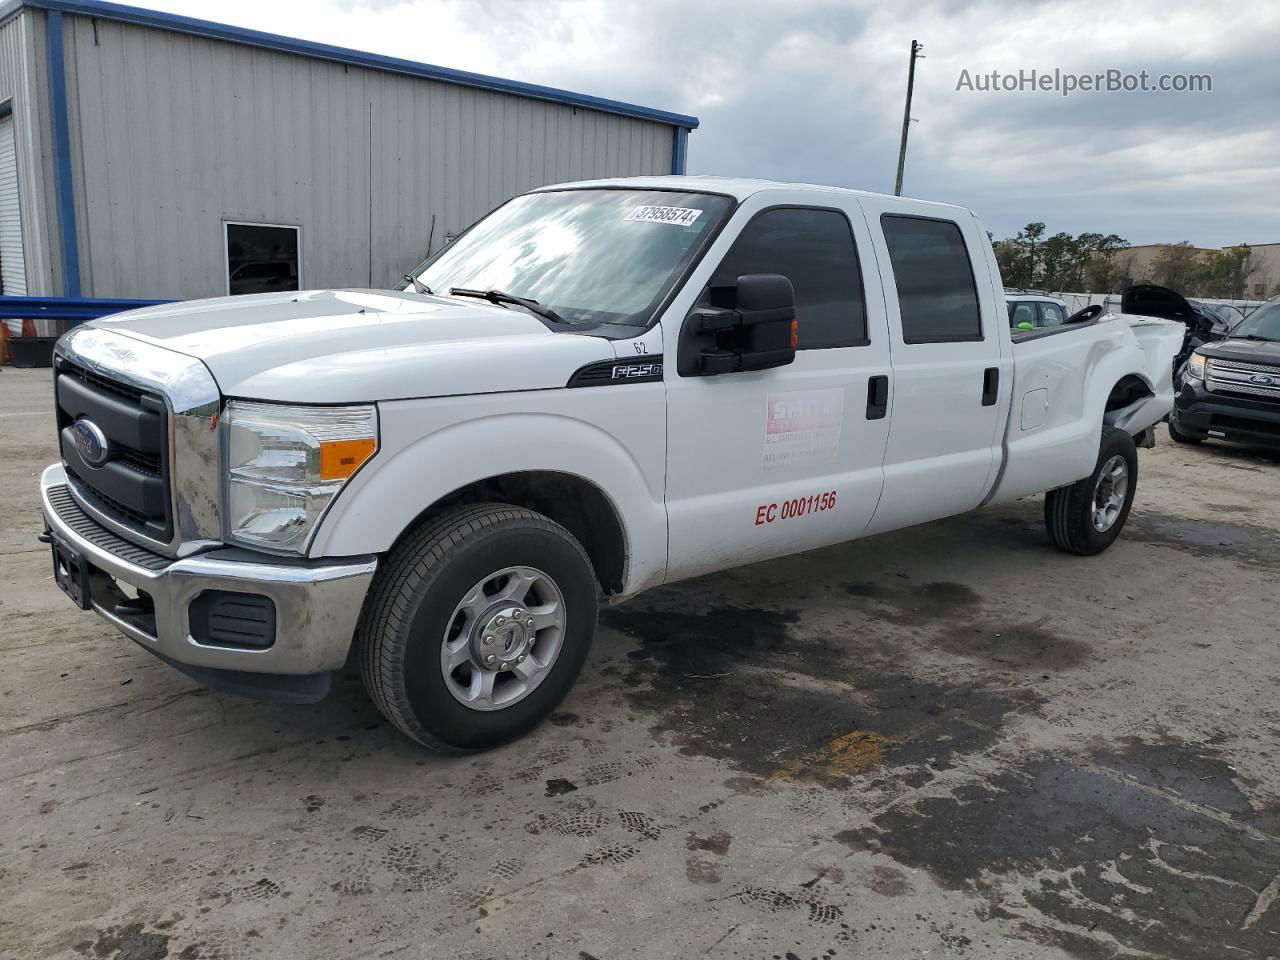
[989,312,1184,504]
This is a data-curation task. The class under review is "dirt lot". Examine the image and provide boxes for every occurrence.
[2,364,1279,960]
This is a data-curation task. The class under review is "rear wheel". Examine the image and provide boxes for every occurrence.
[1044,426,1138,556]
[358,503,598,753]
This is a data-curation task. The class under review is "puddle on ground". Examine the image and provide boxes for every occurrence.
[841,580,1089,671]
[1125,511,1280,568]
[599,595,1041,787]
[843,737,1280,960]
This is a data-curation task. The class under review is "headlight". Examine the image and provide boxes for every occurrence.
[1185,352,1207,382]
[223,401,377,553]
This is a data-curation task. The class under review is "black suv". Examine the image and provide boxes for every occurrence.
[1170,297,1280,449]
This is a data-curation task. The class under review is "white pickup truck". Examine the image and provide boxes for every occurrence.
[39,176,1183,753]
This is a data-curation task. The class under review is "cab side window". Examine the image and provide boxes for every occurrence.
[1010,303,1035,327]
[711,207,868,349]
[881,215,982,343]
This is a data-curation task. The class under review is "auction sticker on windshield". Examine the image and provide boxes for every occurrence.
[625,205,704,226]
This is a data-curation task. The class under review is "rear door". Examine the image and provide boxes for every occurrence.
[856,200,1007,535]
[663,192,893,583]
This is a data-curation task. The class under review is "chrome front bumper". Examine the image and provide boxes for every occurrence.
[39,463,377,678]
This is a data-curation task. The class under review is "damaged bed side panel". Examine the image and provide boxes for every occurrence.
[986,315,1182,505]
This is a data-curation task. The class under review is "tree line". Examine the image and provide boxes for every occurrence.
[992,223,1269,299]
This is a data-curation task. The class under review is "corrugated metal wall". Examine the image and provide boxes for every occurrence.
[0,10,55,296]
[61,15,677,300]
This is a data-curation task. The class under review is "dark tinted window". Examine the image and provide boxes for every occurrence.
[227,223,299,295]
[881,215,982,342]
[711,207,867,349]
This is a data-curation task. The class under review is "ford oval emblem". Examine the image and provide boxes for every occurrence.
[1249,373,1276,386]
[73,418,111,467]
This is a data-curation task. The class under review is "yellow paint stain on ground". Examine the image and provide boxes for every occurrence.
[774,730,907,784]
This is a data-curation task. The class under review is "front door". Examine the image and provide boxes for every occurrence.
[663,193,893,583]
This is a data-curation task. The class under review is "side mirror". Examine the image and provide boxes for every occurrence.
[678,273,798,376]
[1208,318,1231,339]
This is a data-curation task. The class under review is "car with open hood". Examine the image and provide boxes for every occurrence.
[1169,296,1280,449]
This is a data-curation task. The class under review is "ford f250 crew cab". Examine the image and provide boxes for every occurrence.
[39,176,1184,753]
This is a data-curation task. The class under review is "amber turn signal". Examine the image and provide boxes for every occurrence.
[319,437,377,481]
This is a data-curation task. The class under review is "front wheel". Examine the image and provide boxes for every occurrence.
[357,503,598,753]
[1044,426,1138,556]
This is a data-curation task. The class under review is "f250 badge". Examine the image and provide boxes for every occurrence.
[567,357,664,388]
[613,363,661,379]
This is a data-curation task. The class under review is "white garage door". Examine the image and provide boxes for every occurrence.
[0,112,26,296]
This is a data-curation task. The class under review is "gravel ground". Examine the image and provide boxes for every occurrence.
[2,364,1279,960]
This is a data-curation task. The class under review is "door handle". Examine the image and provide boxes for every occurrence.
[866,374,889,420]
[982,367,999,406]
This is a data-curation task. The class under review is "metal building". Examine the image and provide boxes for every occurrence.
[0,0,698,301]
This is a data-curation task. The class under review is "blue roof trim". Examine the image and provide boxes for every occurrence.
[7,0,699,129]
[671,127,689,175]
[45,9,80,296]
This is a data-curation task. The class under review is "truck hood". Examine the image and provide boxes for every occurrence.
[88,289,617,402]
[1198,337,1280,365]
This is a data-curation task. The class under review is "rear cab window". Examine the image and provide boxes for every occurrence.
[880,215,983,343]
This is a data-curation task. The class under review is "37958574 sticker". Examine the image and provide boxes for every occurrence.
[624,205,703,227]
[754,490,838,526]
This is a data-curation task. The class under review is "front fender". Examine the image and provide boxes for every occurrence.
[307,399,667,596]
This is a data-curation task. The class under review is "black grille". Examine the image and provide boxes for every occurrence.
[55,360,171,540]
[60,362,145,404]
[66,470,154,529]
[115,442,162,477]
[1211,385,1280,405]
[45,484,170,571]
[1212,414,1280,438]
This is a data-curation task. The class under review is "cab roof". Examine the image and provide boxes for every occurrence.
[538,175,977,218]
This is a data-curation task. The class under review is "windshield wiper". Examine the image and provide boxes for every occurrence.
[449,287,566,324]
[403,274,433,295]
[1234,333,1278,342]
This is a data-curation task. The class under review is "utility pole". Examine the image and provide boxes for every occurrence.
[894,40,923,197]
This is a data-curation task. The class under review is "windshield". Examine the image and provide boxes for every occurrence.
[1231,301,1280,341]
[404,189,733,326]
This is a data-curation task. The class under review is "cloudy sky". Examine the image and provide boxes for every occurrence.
[153,0,1279,247]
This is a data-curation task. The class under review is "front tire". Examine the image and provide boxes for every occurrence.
[358,503,598,753]
[1044,426,1138,556]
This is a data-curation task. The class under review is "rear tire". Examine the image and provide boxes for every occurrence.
[1167,415,1204,445]
[357,503,598,753]
[1044,426,1138,556]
